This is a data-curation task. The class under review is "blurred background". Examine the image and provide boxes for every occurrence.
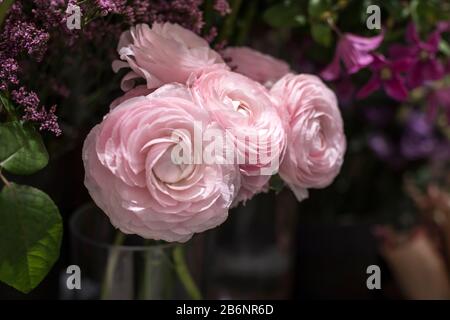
[1,0,450,299]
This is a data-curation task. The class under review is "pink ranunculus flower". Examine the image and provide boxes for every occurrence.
[271,74,346,201]
[112,22,227,91]
[222,46,290,88]
[189,69,286,204]
[109,85,154,109]
[83,84,240,242]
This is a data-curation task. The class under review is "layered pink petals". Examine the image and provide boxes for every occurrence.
[189,69,286,204]
[83,85,240,242]
[112,22,227,91]
[222,46,290,87]
[271,74,346,201]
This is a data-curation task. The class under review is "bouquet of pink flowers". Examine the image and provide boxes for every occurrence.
[83,22,346,243]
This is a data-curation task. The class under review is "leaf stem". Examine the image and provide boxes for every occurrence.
[0,169,11,188]
[172,245,202,300]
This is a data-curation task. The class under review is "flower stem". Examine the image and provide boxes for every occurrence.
[100,230,126,299]
[137,239,153,300]
[172,245,202,300]
[217,0,243,43]
[236,0,257,45]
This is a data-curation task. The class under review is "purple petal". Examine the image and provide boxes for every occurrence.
[340,41,374,74]
[391,57,414,72]
[356,74,381,99]
[421,59,445,81]
[388,44,417,59]
[425,30,441,52]
[408,59,444,88]
[344,32,384,51]
[370,53,388,69]
[383,75,408,101]
[320,52,341,81]
[406,22,420,44]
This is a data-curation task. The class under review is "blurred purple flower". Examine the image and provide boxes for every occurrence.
[357,54,409,101]
[333,76,355,107]
[400,111,437,160]
[368,111,438,167]
[427,86,450,123]
[368,133,403,168]
[389,23,444,88]
[363,105,395,127]
[321,32,384,81]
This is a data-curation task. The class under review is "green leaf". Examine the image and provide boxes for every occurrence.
[0,0,14,27]
[0,122,49,175]
[439,39,450,57]
[263,2,305,28]
[311,23,332,46]
[308,0,331,19]
[0,183,62,293]
[269,174,285,194]
[410,0,442,32]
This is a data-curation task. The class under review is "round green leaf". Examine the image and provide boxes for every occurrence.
[0,122,49,175]
[0,183,62,293]
[311,23,332,47]
[308,0,331,19]
[263,2,305,28]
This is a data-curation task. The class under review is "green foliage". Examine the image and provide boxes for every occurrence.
[311,22,332,47]
[410,0,445,33]
[308,0,332,19]
[0,94,62,294]
[0,0,14,27]
[269,174,285,194]
[0,183,62,293]
[0,122,49,175]
[263,1,306,28]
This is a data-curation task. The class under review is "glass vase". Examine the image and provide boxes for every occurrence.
[63,203,203,300]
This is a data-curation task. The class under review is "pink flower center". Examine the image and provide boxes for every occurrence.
[152,147,195,184]
[231,99,251,117]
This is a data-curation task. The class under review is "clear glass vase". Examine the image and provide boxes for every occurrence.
[64,203,202,300]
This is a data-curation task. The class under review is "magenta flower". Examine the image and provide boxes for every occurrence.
[389,23,444,88]
[357,54,409,101]
[320,32,384,81]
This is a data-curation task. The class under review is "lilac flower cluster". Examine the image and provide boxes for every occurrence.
[0,1,62,134]
[12,87,61,136]
[0,0,231,136]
